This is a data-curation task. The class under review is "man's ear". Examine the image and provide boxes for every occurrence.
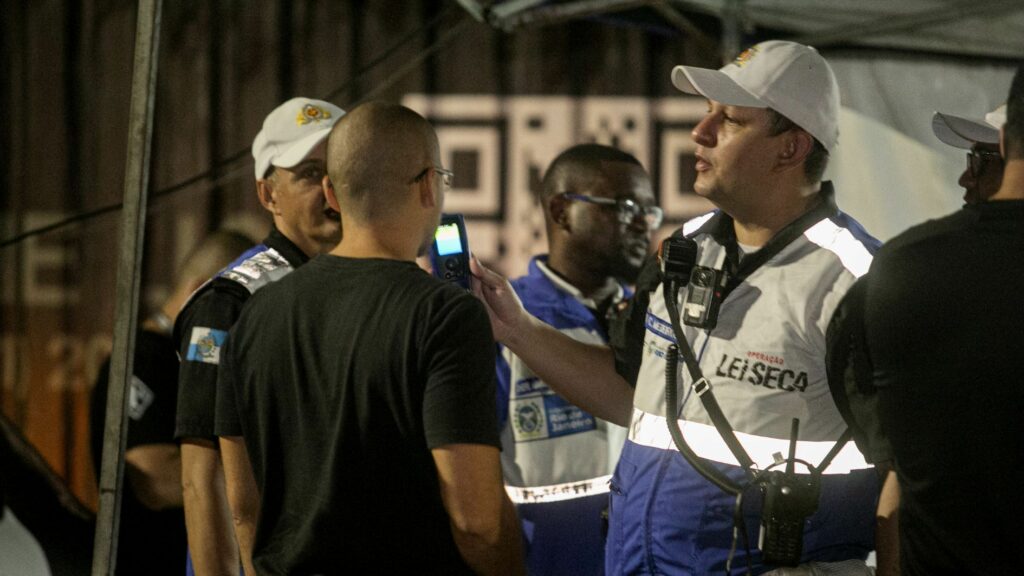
[323,175,341,212]
[256,177,278,215]
[548,193,572,232]
[418,169,438,208]
[775,129,813,173]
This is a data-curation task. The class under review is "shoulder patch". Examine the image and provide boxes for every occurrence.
[128,376,154,420]
[219,247,294,294]
[186,327,227,365]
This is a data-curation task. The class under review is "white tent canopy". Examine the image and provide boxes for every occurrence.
[462,0,1021,240]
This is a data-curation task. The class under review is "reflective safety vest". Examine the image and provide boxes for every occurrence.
[497,256,628,576]
[607,199,882,575]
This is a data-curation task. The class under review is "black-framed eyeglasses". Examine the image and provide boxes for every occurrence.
[412,166,454,188]
[967,150,1002,179]
[560,192,664,230]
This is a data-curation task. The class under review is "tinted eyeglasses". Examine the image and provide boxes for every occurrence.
[560,193,664,230]
[967,149,1002,179]
[412,166,454,187]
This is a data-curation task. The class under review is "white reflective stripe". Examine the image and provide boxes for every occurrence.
[683,212,716,236]
[628,409,872,474]
[505,475,612,504]
[803,219,873,278]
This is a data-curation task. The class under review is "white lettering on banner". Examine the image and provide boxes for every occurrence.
[505,475,612,504]
[628,409,872,474]
[46,334,114,392]
[14,212,80,306]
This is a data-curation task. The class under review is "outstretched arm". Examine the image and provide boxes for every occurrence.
[470,257,634,426]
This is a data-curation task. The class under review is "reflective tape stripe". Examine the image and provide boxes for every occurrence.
[505,475,612,504]
[628,409,872,474]
[683,212,716,236]
[803,220,873,278]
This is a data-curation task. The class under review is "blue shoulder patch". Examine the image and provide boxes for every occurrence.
[186,327,228,365]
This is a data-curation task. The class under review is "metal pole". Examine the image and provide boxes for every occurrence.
[91,0,162,574]
[721,0,744,64]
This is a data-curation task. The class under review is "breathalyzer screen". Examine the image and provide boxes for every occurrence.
[435,223,463,256]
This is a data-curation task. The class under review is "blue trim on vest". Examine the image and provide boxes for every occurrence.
[216,243,269,279]
[497,256,630,429]
[607,440,876,575]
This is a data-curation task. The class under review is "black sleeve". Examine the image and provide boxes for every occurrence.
[420,291,502,450]
[89,331,179,474]
[174,286,247,440]
[825,274,893,464]
[609,254,661,387]
[125,332,180,449]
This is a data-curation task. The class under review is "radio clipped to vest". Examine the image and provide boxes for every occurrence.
[657,233,853,573]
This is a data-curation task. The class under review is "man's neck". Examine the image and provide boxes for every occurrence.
[330,223,418,261]
[731,184,822,247]
[990,159,1024,201]
[545,252,618,301]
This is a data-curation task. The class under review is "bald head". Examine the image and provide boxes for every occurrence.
[326,102,438,222]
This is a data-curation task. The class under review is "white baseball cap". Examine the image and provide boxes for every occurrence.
[252,97,345,179]
[931,104,1005,149]
[671,40,840,152]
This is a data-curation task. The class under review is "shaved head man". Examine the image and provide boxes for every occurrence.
[215,103,524,575]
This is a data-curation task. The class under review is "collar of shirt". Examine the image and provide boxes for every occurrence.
[535,258,624,311]
[263,225,310,268]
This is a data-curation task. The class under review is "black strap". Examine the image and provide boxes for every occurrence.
[665,279,757,473]
[716,183,839,302]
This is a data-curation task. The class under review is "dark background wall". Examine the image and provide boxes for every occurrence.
[0,0,717,507]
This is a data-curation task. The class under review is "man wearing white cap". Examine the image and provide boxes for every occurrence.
[174,97,343,576]
[864,67,1024,575]
[471,40,885,574]
[932,105,1006,204]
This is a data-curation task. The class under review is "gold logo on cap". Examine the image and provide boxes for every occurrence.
[296,104,332,126]
[732,46,759,67]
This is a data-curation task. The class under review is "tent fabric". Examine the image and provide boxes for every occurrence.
[485,1,1024,59]
[674,0,1024,59]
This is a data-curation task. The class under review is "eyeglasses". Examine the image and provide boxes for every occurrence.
[412,166,454,188]
[967,150,1002,179]
[560,192,664,230]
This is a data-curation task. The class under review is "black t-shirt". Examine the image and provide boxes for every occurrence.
[90,329,186,576]
[174,229,306,440]
[216,256,501,576]
[864,200,1024,575]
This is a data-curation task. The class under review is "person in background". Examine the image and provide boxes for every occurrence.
[497,143,660,575]
[174,97,343,575]
[90,230,252,575]
[932,104,1006,204]
[863,66,1024,575]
